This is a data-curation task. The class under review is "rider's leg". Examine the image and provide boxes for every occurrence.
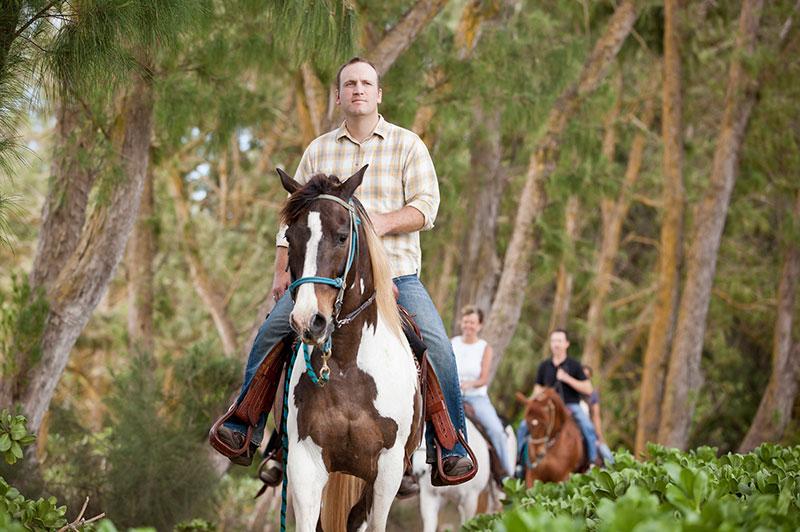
[464,394,514,476]
[394,274,467,462]
[566,403,598,463]
[222,292,294,446]
[514,422,529,478]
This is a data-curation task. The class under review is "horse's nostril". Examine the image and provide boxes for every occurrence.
[309,313,327,335]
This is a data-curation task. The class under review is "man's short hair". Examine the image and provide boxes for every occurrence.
[460,305,484,324]
[335,56,381,91]
[550,328,569,340]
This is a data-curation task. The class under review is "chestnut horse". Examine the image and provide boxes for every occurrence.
[278,167,423,531]
[515,388,584,484]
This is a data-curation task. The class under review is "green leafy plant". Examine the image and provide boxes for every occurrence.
[0,410,67,530]
[0,410,35,465]
[466,444,800,531]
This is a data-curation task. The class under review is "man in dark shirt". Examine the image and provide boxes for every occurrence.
[516,329,598,470]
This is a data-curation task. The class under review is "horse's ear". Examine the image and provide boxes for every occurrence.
[277,168,301,194]
[340,164,368,199]
[515,391,529,405]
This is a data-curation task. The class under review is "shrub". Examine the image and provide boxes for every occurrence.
[465,443,800,531]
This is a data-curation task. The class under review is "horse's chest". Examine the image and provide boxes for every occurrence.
[287,323,417,464]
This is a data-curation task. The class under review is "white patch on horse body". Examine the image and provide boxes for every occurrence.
[292,211,323,325]
[356,321,417,437]
[287,346,329,532]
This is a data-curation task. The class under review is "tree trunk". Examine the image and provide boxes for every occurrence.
[17,68,155,435]
[367,0,449,77]
[126,160,156,354]
[483,0,637,377]
[301,62,325,137]
[739,190,800,452]
[636,0,685,456]
[657,0,764,449]
[451,107,506,331]
[547,195,581,336]
[0,98,99,406]
[29,98,98,291]
[168,166,239,357]
[582,93,656,373]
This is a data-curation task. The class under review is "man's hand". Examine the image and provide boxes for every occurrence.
[272,247,290,301]
[556,368,570,383]
[272,269,290,301]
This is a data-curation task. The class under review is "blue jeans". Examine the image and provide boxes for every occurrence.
[225,274,468,461]
[463,394,512,476]
[515,403,598,464]
[566,403,598,463]
[394,274,467,461]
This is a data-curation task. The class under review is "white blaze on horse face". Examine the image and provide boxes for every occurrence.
[292,211,323,330]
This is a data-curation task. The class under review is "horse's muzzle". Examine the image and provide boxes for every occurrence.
[291,311,331,345]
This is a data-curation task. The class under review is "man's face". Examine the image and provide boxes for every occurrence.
[336,61,382,118]
[549,331,569,358]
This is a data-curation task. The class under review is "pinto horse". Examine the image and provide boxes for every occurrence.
[515,388,584,484]
[413,418,515,532]
[278,166,423,532]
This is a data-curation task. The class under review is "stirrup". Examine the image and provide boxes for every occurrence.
[430,430,478,486]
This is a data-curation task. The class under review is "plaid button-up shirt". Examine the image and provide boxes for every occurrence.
[276,115,440,277]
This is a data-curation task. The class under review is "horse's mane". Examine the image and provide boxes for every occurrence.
[281,174,402,339]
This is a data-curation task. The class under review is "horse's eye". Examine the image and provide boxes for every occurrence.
[337,233,348,245]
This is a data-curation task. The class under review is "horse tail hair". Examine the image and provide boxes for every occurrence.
[360,213,403,339]
[320,473,365,531]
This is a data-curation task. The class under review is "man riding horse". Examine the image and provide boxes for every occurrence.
[211,57,474,493]
[516,328,599,474]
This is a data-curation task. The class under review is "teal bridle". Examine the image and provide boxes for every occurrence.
[286,193,367,386]
[287,193,361,320]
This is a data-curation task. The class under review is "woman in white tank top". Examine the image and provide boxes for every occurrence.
[452,305,513,477]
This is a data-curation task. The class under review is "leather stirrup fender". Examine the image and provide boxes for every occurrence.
[423,356,458,450]
[208,337,290,460]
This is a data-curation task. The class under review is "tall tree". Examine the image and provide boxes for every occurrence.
[582,89,657,373]
[483,0,638,376]
[126,161,156,354]
[20,65,155,434]
[739,190,800,452]
[657,0,765,449]
[636,0,685,455]
[547,195,581,335]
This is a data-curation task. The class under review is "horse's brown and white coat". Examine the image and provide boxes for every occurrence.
[279,169,422,531]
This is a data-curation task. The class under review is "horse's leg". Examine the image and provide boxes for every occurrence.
[457,491,480,526]
[366,448,405,531]
[288,441,328,532]
[418,477,441,532]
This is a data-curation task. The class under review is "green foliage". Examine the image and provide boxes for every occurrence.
[466,444,800,531]
[0,273,48,384]
[102,351,218,530]
[0,410,35,465]
[0,410,67,530]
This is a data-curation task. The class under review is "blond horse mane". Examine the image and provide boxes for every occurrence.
[355,203,403,339]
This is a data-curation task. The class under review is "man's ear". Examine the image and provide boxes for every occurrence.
[377,87,382,104]
[340,164,368,199]
[277,168,301,194]
[335,89,341,106]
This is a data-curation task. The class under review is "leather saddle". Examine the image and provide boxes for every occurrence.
[208,305,477,486]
